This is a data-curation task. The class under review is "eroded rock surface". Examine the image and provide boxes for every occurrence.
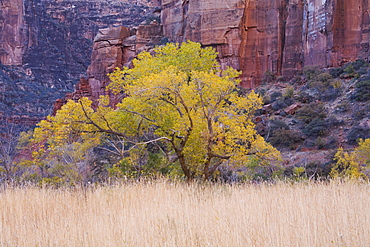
[1,0,370,120]
[0,0,26,65]
[162,0,370,87]
[0,0,160,119]
[56,22,164,111]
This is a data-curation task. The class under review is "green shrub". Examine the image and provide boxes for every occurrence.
[351,79,370,102]
[268,119,289,132]
[344,64,355,74]
[270,91,282,102]
[347,126,370,145]
[303,66,321,81]
[272,99,288,111]
[296,91,314,103]
[144,15,161,25]
[262,70,276,84]
[319,86,341,102]
[330,80,342,89]
[317,73,332,83]
[315,137,326,149]
[351,104,370,120]
[308,81,327,92]
[351,59,367,70]
[295,102,326,123]
[283,86,294,98]
[269,129,303,149]
[334,100,352,113]
[305,161,332,179]
[329,67,344,78]
[303,118,328,137]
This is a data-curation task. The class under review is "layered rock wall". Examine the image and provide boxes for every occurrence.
[162,0,370,87]
[0,0,26,65]
[56,21,164,112]
[161,0,244,72]
[1,0,370,119]
[0,0,160,119]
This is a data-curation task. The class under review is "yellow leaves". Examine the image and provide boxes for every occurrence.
[30,97,104,164]
[330,143,369,180]
[106,41,281,179]
[25,41,282,181]
[356,138,370,165]
[108,41,220,95]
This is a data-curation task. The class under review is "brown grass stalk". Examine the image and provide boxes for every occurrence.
[0,181,369,246]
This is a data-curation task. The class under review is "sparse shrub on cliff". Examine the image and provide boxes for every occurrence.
[329,67,344,78]
[268,118,289,133]
[143,15,161,25]
[269,129,303,149]
[317,73,332,83]
[272,99,288,111]
[351,79,370,102]
[319,86,341,101]
[302,118,328,137]
[308,80,327,92]
[335,100,351,113]
[262,70,276,84]
[357,66,369,75]
[351,59,367,71]
[159,37,170,45]
[306,73,340,102]
[303,66,321,81]
[283,86,294,98]
[326,116,342,127]
[342,64,358,78]
[349,59,370,75]
[330,80,342,89]
[344,64,355,74]
[315,137,326,149]
[270,91,282,102]
[295,102,326,123]
[351,104,370,120]
[296,91,314,103]
[347,126,370,145]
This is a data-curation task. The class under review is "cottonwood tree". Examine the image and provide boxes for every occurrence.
[29,98,103,184]
[29,41,281,181]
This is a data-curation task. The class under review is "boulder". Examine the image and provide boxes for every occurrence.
[285,103,302,115]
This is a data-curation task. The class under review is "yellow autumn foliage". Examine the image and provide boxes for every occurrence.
[28,41,281,181]
[330,139,370,180]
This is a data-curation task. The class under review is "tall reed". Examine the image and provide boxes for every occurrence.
[0,181,369,246]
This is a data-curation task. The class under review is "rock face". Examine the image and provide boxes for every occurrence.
[0,0,26,65]
[55,21,164,112]
[162,0,370,87]
[161,0,244,74]
[87,26,131,100]
[1,0,370,120]
[0,0,160,120]
[22,0,160,89]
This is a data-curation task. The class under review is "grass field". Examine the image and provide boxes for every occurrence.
[0,181,369,246]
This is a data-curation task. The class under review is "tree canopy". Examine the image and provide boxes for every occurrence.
[28,41,281,182]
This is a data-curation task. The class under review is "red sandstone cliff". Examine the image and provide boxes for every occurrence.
[53,21,164,113]
[2,0,369,114]
[0,0,26,65]
[162,0,370,88]
[55,0,370,111]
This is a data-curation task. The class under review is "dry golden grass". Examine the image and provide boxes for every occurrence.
[0,181,369,246]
